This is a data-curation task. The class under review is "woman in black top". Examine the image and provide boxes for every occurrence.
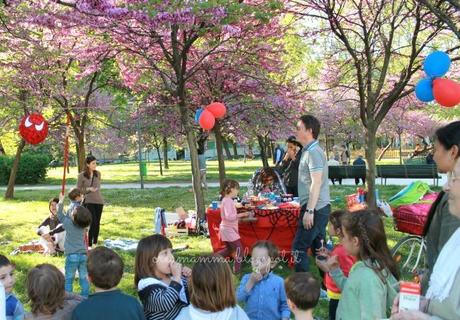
[279,136,302,197]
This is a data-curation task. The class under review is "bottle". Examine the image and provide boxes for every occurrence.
[247,179,254,198]
[356,188,362,203]
[359,188,365,203]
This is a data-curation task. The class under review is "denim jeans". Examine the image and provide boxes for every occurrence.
[292,204,331,272]
[65,253,89,297]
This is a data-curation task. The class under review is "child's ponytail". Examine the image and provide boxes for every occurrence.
[220,179,240,197]
[342,210,399,282]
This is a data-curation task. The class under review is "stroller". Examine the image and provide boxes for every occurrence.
[247,167,287,196]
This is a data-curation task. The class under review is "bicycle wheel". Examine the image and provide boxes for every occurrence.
[391,235,426,281]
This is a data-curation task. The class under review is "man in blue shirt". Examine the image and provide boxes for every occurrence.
[352,155,366,185]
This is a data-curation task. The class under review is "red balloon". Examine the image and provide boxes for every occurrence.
[199,109,216,130]
[206,102,226,119]
[19,113,49,144]
[433,78,460,108]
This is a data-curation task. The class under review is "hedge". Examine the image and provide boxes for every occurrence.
[0,152,51,185]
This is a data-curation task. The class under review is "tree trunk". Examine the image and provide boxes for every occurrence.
[75,132,86,173]
[257,135,269,168]
[270,141,275,163]
[265,137,272,161]
[232,142,238,158]
[185,129,205,219]
[365,124,378,209]
[325,133,330,161]
[156,146,163,176]
[214,123,226,189]
[4,139,26,199]
[223,138,232,160]
[163,137,169,169]
[248,144,254,160]
[377,138,394,161]
[177,98,205,219]
[398,133,403,165]
[0,138,6,156]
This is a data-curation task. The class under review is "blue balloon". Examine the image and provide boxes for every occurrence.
[194,108,203,123]
[424,51,451,78]
[415,78,434,102]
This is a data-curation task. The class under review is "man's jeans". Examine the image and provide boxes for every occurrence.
[292,204,331,272]
[65,253,89,297]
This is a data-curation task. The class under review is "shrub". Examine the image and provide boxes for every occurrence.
[0,152,51,185]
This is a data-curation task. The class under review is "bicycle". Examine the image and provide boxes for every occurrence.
[391,234,426,281]
[391,209,427,281]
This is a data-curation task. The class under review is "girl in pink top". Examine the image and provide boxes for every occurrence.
[216,179,247,273]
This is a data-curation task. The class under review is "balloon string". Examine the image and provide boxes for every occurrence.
[61,115,70,195]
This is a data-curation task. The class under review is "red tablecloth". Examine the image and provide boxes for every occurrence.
[207,207,300,258]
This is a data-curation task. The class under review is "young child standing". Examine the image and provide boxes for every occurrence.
[237,241,290,320]
[318,210,399,320]
[216,179,248,273]
[0,255,24,320]
[135,234,191,320]
[315,210,356,320]
[58,192,92,297]
[72,247,145,320]
[284,272,320,320]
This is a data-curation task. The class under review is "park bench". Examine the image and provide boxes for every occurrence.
[403,157,426,165]
[328,164,440,186]
[376,164,440,186]
[328,165,366,180]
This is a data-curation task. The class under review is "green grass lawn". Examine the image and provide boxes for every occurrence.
[43,158,402,185]
[0,185,429,319]
[44,159,263,185]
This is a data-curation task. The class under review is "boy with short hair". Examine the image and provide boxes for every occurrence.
[71,247,145,320]
[58,192,92,297]
[237,240,290,320]
[284,272,320,320]
[67,188,83,215]
[0,255,24,320]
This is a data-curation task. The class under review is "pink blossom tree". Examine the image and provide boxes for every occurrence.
[27,0,287,217]
[292,0,458,206]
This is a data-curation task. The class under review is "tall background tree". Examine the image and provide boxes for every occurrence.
[293,0,459,205]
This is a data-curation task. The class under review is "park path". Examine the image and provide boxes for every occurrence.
[0,175,447,191]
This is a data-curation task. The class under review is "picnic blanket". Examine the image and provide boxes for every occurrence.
[103,239,139,251]
[10,240,45,255]
[103,239,189,253]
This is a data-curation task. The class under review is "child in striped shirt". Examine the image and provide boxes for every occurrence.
[135,235,191,320]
